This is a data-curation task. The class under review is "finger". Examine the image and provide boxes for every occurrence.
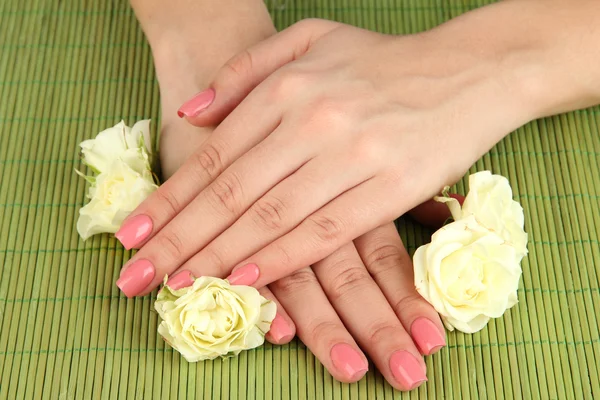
[115,100,281,252]
[269,267,369,383]
[258,287,297,345]
[312,243,427,391]
[407,193,465,229]
[162,271,296,346]
[118,122,312,296]
[226,177,400,288]
[178,19,340,126]
[170,152,372,285]
[353,223,446,355]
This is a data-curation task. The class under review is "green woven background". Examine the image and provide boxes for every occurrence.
[1,0,599,399]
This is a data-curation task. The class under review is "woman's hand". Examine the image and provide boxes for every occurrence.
[264,221,448,391]
[115,15,534,297]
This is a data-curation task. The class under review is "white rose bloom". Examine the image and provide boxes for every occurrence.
[435,171,528,260]
[77,158,157,240]
[79,120,152,173]
[414,216,522,333]
[155,276,277,362]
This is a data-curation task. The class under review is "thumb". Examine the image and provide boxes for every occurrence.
[407,194,465,229]
[177,19,340,127]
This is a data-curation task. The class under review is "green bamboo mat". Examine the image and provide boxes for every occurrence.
[0,0,599,399]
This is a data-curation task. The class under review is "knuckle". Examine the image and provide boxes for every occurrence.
[208,173,243,215]
[365,320,399,344]
[308,214,345,243]
[223,49,254,80]
[392,293,425,317]
[271,268,317,293]
[154,188,180,214]
[268,69,310,100]
[201,246,227,275]
[364,244,405,278]
[190,143,224,181]
[250,196,287,231]
[155,231,185,261]
[351,136,386,164]
[306,319,340,341]
[307,97,348,129]
[328,266,371,302]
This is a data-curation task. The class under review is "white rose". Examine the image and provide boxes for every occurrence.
[77,159,157,240]
[79,120,152,173]
[155,276,277,362]
[435,171,528,260]
[414,216,522,333]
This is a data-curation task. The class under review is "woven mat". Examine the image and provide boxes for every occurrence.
[1,0,599,399]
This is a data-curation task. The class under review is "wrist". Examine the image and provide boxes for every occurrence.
[131,0,275,83]
[428,0,600,121]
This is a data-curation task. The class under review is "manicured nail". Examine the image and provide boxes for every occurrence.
[389,351,427,390]
[116,259,155,298]
[268,314,295,343]
[330,343,368,381]
[226,263,260,286]
[411,317,446,355]
[177,88,215,118]
[115,214,153,250]
[166,271,195,290]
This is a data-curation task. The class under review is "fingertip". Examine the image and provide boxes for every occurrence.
[177,88,216,120]
[267,313,296,344]
[410,317,446,356]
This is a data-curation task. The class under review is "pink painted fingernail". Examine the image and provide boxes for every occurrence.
[268,314,295,343]
[166,271,195,290]
[411,317,446,355]
[226,263,260,286]
[177,88,215,118]
[116,259,155,298]
[115,214,153,250]
[389,351,427,390]
[330,343,368,381]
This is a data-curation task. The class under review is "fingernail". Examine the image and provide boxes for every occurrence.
[166,271,195,290]
[330,343,368,381]
[411,317,446,355]
[268,314,295,343]
[116,259,155,298]
[226,263,260,286]
[389,351,427,390]
[115,214,153,250]
[177,88,215,118]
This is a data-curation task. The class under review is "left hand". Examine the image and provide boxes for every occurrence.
[115,17,531,296]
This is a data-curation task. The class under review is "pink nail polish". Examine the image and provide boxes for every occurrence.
[226,264,260,286]
[166,271,195,290]
[411,317,446,355]
[116,259,155,298]
[330,343,368,381]
[177,88,215,118]
[115,214,153,250]
[268,314,295,343]
[389,351,427,390]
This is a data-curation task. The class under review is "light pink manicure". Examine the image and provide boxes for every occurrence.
[389,351,427,390]
[116,259,155,298]
[177,88,215,118]
[268,314,295,343]
[166,271,195,290]
[115,214,153,250]
[411,317,446,355]
[226,264,260,286]
[330,343,368,381]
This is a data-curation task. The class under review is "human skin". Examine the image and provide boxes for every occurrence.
[128,0,457,391]
[123,0,600,298]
